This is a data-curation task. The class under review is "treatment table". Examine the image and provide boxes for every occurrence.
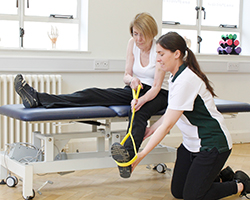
[0,99,250,199]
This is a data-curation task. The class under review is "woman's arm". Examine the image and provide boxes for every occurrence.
[132,63,166,111]
[143,114,165,140]
[123,38,143,90]
[132,108,183,171]
[123,38,134,85]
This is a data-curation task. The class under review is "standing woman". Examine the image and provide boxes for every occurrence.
[132,32,250,199]
[14,13,169,178]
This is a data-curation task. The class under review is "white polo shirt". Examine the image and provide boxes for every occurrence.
[168,64,232,153]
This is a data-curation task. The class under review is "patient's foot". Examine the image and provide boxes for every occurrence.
[14,74,39,108]
[111,142,131,178]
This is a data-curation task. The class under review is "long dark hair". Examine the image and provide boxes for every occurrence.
[157,32,216,97]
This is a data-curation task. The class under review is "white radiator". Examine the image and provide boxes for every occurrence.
[0,74,62,150]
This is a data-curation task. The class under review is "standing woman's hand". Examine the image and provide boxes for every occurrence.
[132,152,144,172]
[143,127,154,141]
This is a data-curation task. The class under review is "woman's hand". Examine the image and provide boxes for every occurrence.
[132,152,144,172]
[131,98,145,112]
[143,127,153,141]
[130,77,143,90]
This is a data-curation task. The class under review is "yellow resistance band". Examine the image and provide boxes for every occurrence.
[115,85,141,167]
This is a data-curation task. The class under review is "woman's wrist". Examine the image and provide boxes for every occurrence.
[128,77,134,86]
[139,150,147,159]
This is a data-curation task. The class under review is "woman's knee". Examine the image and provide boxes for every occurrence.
[183,190,202,200]
[171,186,183,199]
[171,184,200,200]
[182,193,194,200]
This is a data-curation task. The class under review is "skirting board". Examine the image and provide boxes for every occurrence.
[230,130,250,144]
[160,131,250,148]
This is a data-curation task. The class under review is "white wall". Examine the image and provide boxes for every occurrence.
[88,0,163,59]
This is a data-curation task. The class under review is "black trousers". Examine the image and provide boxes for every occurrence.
[37,84,169,157]
[171,144,237,200]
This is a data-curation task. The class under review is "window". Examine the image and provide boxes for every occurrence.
[0,0,88,51]
[162,0,242,55]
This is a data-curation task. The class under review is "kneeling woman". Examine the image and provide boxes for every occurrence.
[131,32,250,200]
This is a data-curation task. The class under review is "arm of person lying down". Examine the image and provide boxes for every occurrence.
[123,38,143,89]
[131,64,166,112]
[132,108,183,171]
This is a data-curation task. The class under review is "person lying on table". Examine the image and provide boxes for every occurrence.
[14,12,169,179]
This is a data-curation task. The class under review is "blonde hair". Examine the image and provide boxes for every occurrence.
[130,12,158,41]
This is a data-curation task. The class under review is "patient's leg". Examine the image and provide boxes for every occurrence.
[38,87,133,108]
[14,74,40,108]
[111,88,168,178]
[124,89,168,158]
[14,74,133,108]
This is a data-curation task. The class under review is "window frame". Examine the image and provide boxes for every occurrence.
[0,0,87,51]
[162,0,243,54]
